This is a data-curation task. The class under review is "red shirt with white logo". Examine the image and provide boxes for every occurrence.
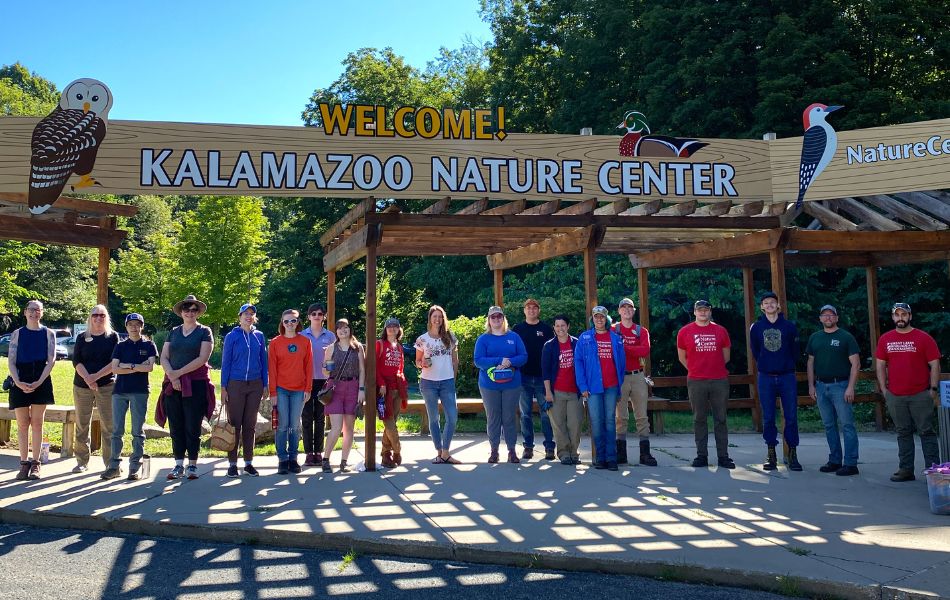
[613,322,650,371]
[596,332,619,388]
[554,340,578,393]
[875,328,940,395]
[375,339,405,386]
[676,322,731,380]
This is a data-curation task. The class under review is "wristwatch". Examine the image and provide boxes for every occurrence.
[932,386,939,392]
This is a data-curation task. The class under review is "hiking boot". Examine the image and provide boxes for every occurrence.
[321,458,332,473]
[243,464,259,477]
[101,467,122,480]
[819,462,842,473]
[691,456,708,468]
[836,465,859,477]
[226,465,239,478]
[616,439,628,465]
[127,470,142,481]
[890,469,915,482]
[788,447,803,471]
[717,456,736,469]
[186,465,199,480]
[380,452,396,468]
[488,449,499,464]
[607,461,619,471]
[393,452,402,466]
[544,449,556,461]
[288,459,302,474]
[277,461,289,475]
[508,451,520,464]
[167,465,184,480]
[593,461,607,470]
[521,448,533,460]
[764,445,778,471]
[28,460,40,480]
[303,453,318,467]
[639,440,658,466]
[16,461,30,481]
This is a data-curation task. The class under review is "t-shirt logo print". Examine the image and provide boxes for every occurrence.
[763,328,782,352]
[288,344,297,353]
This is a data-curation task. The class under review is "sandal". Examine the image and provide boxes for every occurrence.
[431,455,447,464]
[443,455,461,464]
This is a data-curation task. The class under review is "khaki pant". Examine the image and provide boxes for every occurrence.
[550,390,585,461]
[382,403,402,455]
[686,377,730,459]
[616,371,650,440]
[74,383,114,468]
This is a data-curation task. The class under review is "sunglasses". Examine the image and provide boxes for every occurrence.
[182,306,199,313]
[283,318,299,324]
[91,314,107,319]
[309,312,325,317]
[489,314,504,320]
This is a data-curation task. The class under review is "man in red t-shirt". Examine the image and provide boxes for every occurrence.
[676,299,735,469]
[874,302,941,482]
[612,297,656,466]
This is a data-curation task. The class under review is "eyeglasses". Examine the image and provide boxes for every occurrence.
[310,312,324,317]
[91,314,107,319]
[283,318,299,324]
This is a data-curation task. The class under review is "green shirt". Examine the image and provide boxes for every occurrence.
[806,328,859,380]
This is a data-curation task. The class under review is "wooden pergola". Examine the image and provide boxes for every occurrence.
[0,192,136,304]
[321,192,950,470]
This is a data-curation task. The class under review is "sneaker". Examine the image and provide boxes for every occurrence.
[717,456,736,469]
[508,451,520,464]
[607,461,619,471]
[127,470,141,481]
[321,458,332,473]
[288,459,302,474]
[819,462,842,473]
[277,461,289,475]
[243,464,259,477]
[101,467,122,480]
[691,456,709,468]
[560,456,572,465]
[890,469,915,482]
[488,449,499,464]
[544,449,556,461]
[836,465,859,477]
[226,465,239,478]
[28,460,41,480]
[303,453,318,467]
[72,464,87,474]
[167,465,184,480]
[16,461,30,481]
[521,448,533,460]
[186,465,199,480]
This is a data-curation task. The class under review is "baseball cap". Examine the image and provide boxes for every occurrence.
[487,305,504,317]
[238,303,256,315]
[694,300,712,308]
[524,298,540,308]
[619,298,635,308]
[591,306,609,317]
[819,304,837,315]
[759,291,778,302]
[892,302,912,313]
[125,313,144,324]
[384,317,400,327]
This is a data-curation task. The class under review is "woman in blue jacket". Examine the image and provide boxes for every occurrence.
[220,304,269,477]
[474,306,528,464]
[574,306,626,470]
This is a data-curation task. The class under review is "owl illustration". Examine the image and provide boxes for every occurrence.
[28,78,113,214]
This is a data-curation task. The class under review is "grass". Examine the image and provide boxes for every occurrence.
[338,548,358,573]
[1,361,886,458]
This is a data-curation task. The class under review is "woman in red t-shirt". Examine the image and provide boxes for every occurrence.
[541,315,582,465]
[376,317,409,468]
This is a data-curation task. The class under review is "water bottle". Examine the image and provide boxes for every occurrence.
[141,454,151,479]
[40,436,50,463]
[271,406,279,430]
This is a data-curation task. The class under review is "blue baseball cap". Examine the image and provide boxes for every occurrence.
[239,303,257,315]
[125,313,144,324]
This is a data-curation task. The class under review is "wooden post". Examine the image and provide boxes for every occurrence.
[769,247,789,459]
[636,268,651,374]
[326,270,336,325]
[494,269,504,307]
[866,265,883,431]
[743,267,762,432]
[364,244,378,471]
[97,247,109,305]
[583,246,597,317]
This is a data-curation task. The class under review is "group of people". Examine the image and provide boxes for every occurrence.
[5,292,942,482]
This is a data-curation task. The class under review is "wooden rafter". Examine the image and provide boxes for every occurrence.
[895,191,950,223]
[619,200,661,216]
[319,197,374,246]
[0,214,126,248]
[835,197,903,231]
[519,200,560,215]
[691,201,731,217]
[455,198,489,215]
[554,198,597,215]
[655,200,697,216]
[727,201,764,216]
[860,195,947,231]
[629,228,787,269]
[786,229,950,252]
[594,198,630,215]
[0,192,138,217]
[482,199,527,215]
[803,201,859,231]
[487,227,594,270]
[421,197,451,214]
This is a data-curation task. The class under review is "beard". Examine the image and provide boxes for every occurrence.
[896,320,909,328]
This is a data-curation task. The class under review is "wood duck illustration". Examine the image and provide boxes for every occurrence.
[616,111,707,158]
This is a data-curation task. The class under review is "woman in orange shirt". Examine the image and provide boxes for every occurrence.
[268,309,313,475]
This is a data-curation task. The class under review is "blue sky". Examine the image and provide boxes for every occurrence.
[2,1,492,126]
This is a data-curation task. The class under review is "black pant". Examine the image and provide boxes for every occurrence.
[301,379,326,454]
[164,384,208,461]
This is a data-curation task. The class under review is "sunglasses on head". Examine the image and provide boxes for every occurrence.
[893,303,911,311]
[283,318,299,324]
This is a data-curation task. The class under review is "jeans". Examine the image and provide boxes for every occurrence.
[110,392,147,471]
[758,372,799,447]
[885,390,939,471]
[816,381,859,466]
[420,378,457,452]
[587,386,619,464]
[480,385,521,451]
[275,387,306,462]
[520,375,554,451]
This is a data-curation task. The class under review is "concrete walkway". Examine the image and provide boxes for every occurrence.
[1,433,948,600]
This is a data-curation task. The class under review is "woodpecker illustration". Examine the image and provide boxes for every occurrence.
[795,103,842,208]
[616,110,707,158]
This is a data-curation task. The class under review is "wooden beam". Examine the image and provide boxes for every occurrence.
[455,197,489,215]
[636,268,651,375]
[364,241,378,471]
[555,198,597,215]
[584,243,598,317]
[323,224,383,272]
[742,267,762,431]
[0,214,126,248]
[769,247,787,312]
[655,200,697,216]
[421,197,451,214]
[727,201,764,216]
[861,195,947,231]
[619,200,661,216]
[483,199,527,215]
[367,212,780,230]
[691,201,731,217]
[594,198,630,215]
[803,201,859,231]
[320,197,374,246]
[494,269,504,307]
[326,270,336,324]
[893,192,950,224]
[487,227,593,270]
[629,228,785,269]
[786,229,950,252]
[760,202,789,217]
[97,247,109,304]
[0,192,138,217]
[836,197,903,231]
[519,200,560,215]
[866,266,880,396]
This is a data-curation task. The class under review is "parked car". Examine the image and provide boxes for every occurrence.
[60,336,77,359]
[0,333,67,360]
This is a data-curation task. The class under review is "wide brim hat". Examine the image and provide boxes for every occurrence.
[173,294,208,317]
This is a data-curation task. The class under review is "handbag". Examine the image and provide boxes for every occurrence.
[317,348,352,405]
[209,401,238,452]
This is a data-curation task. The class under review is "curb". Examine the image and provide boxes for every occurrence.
[6,505,934,600]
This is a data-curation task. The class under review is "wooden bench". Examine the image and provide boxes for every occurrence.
[0,405,101,458]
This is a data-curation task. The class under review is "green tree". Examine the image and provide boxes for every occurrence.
[0,62,58,116]
[0,242,41,315]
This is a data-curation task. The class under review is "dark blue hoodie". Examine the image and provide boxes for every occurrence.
[749,314,799,374]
